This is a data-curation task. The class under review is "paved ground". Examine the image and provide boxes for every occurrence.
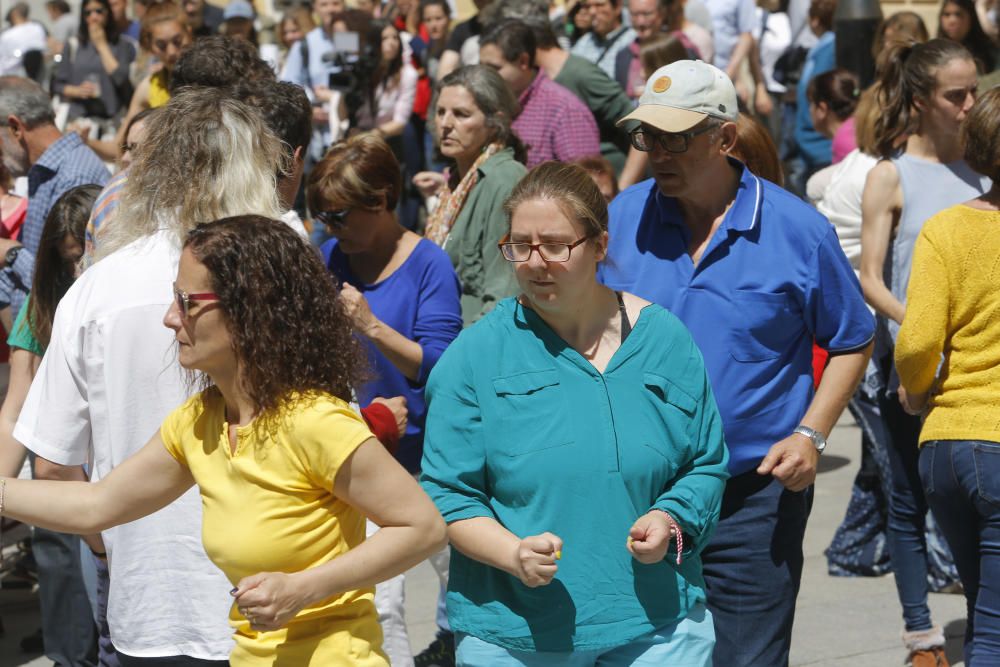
[0,403,969,666]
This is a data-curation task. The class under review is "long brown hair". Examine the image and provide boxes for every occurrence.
[29,185,101,349]
[183,216,367,418]
[730,113,783,185]
[872,38,972,159]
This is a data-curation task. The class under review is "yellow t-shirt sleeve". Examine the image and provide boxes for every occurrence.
[292,396,376,492]
[159,393,205,466]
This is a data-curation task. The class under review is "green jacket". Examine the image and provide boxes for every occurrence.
[554,54,633,173]
[443,147,526,326]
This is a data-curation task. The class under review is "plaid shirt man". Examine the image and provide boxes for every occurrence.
[513,71,601,169]
[1,132,109,316]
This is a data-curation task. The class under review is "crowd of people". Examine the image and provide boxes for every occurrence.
[0,0,997,666]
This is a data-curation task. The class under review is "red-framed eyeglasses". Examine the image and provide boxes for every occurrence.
[173,284,219,318]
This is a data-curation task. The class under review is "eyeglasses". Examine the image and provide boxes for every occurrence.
[628,123,717,154]
[84,7,107,15]
[315,209,350,230]
[173,284,219,318]
[498,235,590,262]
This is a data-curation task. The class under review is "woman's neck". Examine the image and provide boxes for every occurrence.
[969,181,1000,210]
[908,123,963,163]
[826,116,843,139]
[524,281,617,355]
[213,368,256,427]
[348,217,408,281]
[454,158,474,181]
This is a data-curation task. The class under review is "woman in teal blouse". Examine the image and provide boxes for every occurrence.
[420,162,729,665]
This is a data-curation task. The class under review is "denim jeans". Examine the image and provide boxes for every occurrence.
[880,391,934,632]
[701,471,813,667]
[921,440,1000,665]
[33,527,99,666]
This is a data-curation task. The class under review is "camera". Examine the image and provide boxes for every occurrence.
[322,31,377,127]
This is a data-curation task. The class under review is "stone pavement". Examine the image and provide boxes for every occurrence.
[1,413,968,666]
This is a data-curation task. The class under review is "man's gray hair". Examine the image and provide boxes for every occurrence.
[0,77,55,129]
[478,0,547,28]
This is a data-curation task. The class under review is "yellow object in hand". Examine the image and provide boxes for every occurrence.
[555,550,562,560]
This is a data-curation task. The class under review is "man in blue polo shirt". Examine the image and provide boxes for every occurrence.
[602,60,874,667]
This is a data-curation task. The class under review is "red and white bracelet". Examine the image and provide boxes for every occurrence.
[661,511,684,565]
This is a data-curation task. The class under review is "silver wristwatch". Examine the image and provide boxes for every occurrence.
[793,425,827,454]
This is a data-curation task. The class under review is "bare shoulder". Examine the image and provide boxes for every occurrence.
[864,159,902,207]
[620,291,653,323]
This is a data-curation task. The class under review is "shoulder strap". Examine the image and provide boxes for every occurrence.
[616,291,632,343]
[595,31,620,68]
[299,37,311,89]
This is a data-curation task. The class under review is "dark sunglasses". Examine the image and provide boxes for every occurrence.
[315,209,350,230]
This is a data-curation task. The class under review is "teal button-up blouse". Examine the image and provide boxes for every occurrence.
[420,297,729,652]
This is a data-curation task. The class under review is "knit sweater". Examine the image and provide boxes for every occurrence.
[895,203,1000,445]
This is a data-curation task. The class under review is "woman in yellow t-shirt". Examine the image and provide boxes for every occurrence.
[115,4,192,147]
[0,216,447,666]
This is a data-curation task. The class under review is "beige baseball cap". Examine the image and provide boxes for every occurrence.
[617,60,739,133]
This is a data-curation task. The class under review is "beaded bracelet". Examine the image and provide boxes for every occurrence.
[661,511,684,566]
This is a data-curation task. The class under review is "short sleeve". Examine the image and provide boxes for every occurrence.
[737,0,758,34]
[805,225,875,352]
[293,396,375,491]
[159,394,203,467]
[7,297,43,356]
[13,291,91,466]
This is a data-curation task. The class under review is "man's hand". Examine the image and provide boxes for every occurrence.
[756,433,819,491]
[0,239,21,268]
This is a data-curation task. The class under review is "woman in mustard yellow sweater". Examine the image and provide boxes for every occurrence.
[896,87,1000,666]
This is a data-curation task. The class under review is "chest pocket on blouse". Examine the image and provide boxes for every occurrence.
[492,369,573,457]
[641,372,694,468]
[729,289,800,363]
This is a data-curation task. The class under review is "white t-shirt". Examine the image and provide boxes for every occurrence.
[0,22,47,76]
[814,148,879,276]
[756,9,791,94]
[280,208,309,239]
[14,231,234,660]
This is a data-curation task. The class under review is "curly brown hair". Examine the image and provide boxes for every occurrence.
[183,215,366,417]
